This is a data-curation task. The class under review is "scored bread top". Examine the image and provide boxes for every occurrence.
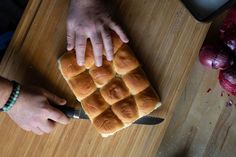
[58,32,161,137]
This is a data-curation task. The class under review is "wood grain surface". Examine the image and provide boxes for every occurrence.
[157,14,236,157]
[0,0,210,157]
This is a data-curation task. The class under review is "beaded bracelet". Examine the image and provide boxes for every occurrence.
[0,81,21,112]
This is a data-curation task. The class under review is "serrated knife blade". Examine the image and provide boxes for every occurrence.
[53,105,164,125]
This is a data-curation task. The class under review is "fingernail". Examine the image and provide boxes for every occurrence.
[77,61,84,66]
[64,119,70,125]
[96,61,102,67]
[60,99,67,104]
[67,45,72,51]
[79,63,84,66]
[107,54,113,61]
[124,38,129,43]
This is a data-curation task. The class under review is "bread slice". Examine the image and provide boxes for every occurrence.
[58,33,161,137]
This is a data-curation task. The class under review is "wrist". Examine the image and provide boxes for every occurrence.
[0,77,13,108]
[0,81,21,112]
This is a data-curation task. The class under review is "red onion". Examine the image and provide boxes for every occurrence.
[219,68,236,95]
[199,45,234,70]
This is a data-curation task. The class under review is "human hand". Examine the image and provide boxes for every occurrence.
[67,0,129,67]
[7,86,69,135]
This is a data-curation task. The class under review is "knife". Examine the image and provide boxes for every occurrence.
[53,105,164,125]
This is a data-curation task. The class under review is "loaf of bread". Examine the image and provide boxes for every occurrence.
[58,33,161,137]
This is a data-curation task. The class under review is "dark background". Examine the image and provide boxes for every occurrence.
[0,0,28,60]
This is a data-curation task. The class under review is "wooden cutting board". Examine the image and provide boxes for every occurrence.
[0,0,210,156]
[158,14,236,157]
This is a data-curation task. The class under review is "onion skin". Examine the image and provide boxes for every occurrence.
[199,45,234,70]
[219,68,236,95]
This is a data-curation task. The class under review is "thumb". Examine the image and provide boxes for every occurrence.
[46,107,70,125]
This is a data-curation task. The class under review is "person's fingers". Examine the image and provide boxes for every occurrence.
[46,108,69,125]
[41,89,66,106]
[101,27,113,61]
[67,24,75,51]
[75,33,87,66]
[90,32,103,67]
[39,120,55,134]
[31,127,44,135]
[109,21,129,43]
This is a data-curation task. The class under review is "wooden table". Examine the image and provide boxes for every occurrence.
[0,0,210,156]
[157,14,236,157]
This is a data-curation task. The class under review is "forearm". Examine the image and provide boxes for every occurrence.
[0,76,13,108]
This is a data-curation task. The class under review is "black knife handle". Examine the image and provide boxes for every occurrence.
[52,105,76,118]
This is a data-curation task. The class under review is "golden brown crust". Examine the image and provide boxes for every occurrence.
[59,51,85,79]
[113,45,139,75]
[100,78,130,105]
[89,59,114,87]
[123,68,150,95]
[81,91,110,119]
[134,87,161,116]
[93,108,124,135]
[112,97,139,123]
[68,71,96,100]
